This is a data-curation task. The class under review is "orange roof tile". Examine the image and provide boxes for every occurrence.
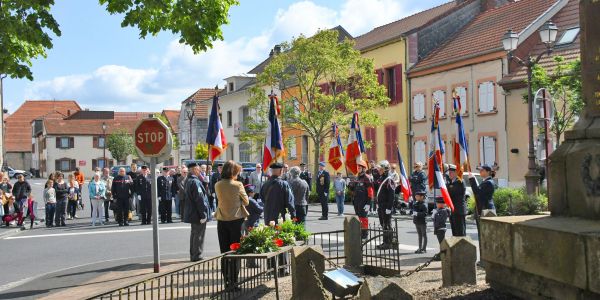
[411,0,558,74]
[43,119,140,135]
[5,100,81,152]
[162,110,181,133]
[182,88,224,118]
[354,1,460,51]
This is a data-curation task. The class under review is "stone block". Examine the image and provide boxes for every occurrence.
[358,276,413,300]
[584,232,600,294]
[480,216,544,267]
[440,236,477,286]
[548,140,573,216]
[344,216,362,268]
[512,216,596,290]
[291,246,327,300]
[563,139,600,219]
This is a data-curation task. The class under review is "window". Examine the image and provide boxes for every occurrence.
[413,93,426,120]
[455,86,468,114]
[302,136,309,164]
[384,124,398,163]
[55,158,75,172]
[227,143,234,161]
[478,81,495,113]
[288,137,297,159]
[364,127,377,161]
[227,111,232,127]
[239,143,251,162]
[229,82,234,92]
[556,27,579,45]
[386,68,396,101]
[433,90,446,116]
[93,136,106,148]
[479,135,496,167]
[381,65,403,104]
[197,119,208,130]
[98,137,105,148]
[292,98,301,115]
[414,140,427,165]
[56,137,74,149]
[92,158,113,170]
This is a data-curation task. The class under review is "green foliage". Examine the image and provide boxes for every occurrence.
[279,219,310,241]
[527,56,583,146]
[195,142,208,160]
[0,0,61,80]
[491,187,548,216]
[243,29,389,175]
[237,225,279,254]
[153,113,178,149]
[106,129,135,163]
[99,0,239,53]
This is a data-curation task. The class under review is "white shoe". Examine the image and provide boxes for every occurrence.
[67,217,72,220]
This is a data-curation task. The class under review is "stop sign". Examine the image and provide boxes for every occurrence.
[134,118,172,159]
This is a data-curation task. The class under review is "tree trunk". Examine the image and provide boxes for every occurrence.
[313,137,321,181]
[0,76,4,169]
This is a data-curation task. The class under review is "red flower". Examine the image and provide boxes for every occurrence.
[275,225,282,231]
[247,226,253,232]
[274,238,284,247]
[230,242,241,251]
[292,217,299,223]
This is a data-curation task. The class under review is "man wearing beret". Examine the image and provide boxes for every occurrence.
[260,163,295,224]
[158,167,174,223]
[134,165,153,225]
[183,162,209,261]
[446,164,466,236]
[316,162,331,220]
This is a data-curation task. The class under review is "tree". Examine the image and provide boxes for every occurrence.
[107,129,135,163]
[195,142,208,160]
[243,29,389,175]
[528,56,583,147]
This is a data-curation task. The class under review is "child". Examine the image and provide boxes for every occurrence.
[3,194,22,227]
[412,191,428,253]
[44,179,56,227]
[243,185,264,233]
[432,198,451,256]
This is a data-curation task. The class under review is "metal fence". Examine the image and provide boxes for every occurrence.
[304,229,345,266]
[362,218,401,275]
[86,248,292,300]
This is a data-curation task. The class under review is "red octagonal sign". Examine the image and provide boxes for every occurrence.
[135,119,170,157]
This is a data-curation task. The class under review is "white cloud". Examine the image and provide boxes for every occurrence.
[24,0,414,112]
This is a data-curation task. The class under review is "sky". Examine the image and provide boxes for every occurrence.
[4,0,448,113]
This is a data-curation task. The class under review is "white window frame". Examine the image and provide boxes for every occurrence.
[98,137,106,148]
[59,137,70,148]
[413,93,425,120]
[433,90,445,116]
[60,160,70,171]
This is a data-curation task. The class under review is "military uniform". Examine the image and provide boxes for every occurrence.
[376,171,396,248]
[348,172,373,239]
[316,165,330,220]
[111,175,132,225]
[260,174,295,225]
[134,173,152,224]
[469,176,496,216]
[184,172,209,262]
[158,172,174,223]
[447,176,467,236]
[299,164,312,189]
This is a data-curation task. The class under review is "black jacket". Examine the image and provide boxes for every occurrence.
[376,172,396,209]
[183,174,208,223]
[111,175,132,201]
[12,181,31,200]
[433,207,451,231]
[210,172,221,196]
[54,182,69,201]
[469,177,496,215]
[447,178,467,215]
[412,200,428,225]
[0,182,12,194]
[316,170,330,196]
[260,176,295,224]
[349,173,373,218]
[134,174,152,200]
[157,175,173,201]
[300,170,312,189]
[410,170,427,194]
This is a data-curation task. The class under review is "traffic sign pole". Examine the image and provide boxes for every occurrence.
[150,157,160,273]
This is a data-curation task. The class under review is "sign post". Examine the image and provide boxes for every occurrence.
[134,118,173,273]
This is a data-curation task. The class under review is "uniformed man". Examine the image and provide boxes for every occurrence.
[260,163,295,225]
[316,162,331,220]
[127,163,139,217]
[410,162,427,196]
[210,163,223,211]
[368,160,380,215]
[348,160,373,239]
[183,162,209,262]
[375,160,397,250]
[158,167,174,223]
[446,164,467,236]
[134,166,152,225]
[111,167,132,226]
[469,165,497,218]
[299,163,312,189]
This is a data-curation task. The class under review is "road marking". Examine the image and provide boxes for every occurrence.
[312,234,436,251]
[3,225,217,240]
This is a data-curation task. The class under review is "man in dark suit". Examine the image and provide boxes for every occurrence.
[316,162,331,220]
[157,167,174,223]
[183,162,209,262]
[446,164,466,236]
[299,162,312,189]
[134,166,152,225]
[209,163,223,212]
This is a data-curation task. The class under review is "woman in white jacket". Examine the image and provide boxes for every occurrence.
[88,174,106,226]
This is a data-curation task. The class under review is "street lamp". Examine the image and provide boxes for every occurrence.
[501,21,558,195]
[185,99,196,160]
[102,122,107,168]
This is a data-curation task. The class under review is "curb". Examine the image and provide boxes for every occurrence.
[0,227,25,239]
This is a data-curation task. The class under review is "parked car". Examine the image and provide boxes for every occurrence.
[111,165,132,177]
[426,173,483,212]
[3,166,31,179]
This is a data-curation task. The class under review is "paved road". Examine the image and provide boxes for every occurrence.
[0,178,479,299]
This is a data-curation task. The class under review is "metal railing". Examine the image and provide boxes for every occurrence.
[362,218,401,275]
[86,248,292,300]
[304,230,346,266]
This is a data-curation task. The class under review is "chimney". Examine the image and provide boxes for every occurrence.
[274,44,282,54]
[67,110,71,116]
[269,49,274,57]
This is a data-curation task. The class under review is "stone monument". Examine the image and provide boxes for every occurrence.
[440,237,477,287]
[291,246,328,300]
[481,1,600,298]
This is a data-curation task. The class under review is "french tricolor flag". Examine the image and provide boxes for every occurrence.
[345,112,365,175]
[433,154,454,212]
[206,94,227,161]
[263,92,284,168]
[396,145,412,202]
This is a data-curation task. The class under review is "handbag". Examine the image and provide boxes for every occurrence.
[109,201,117,210]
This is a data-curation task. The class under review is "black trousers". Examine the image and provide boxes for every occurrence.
[450,214,467,236]
[117,198,130,224]
[218,219,244,288]
[140,197,152,224]
[377,207,393,244]
[159,199,173,223]
[67,200,77,218]
[104,200,111,221]
[294,205,307,223]
[415,223,427,250]
[318,192,328,217]
[435,229,446,245]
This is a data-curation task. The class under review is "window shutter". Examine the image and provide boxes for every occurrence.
[56,137,60,148]
[457,87,467,114]
[434,90,445,116]
[92,159,97,170]
[69,137,74,148]
[394,65,403,103]
[415,141,426,165]
[376,69,384,85]
[414,94,425,120]
[484,136,496,166]
[478,84,486,112]
[487,82,495,111]
[385,126,391,161]
[55,160,60,171]
[319,83,330,95]
[479,136,485,165]
[93,136,98,148]
[391,125,398,162]
[70,159,76,171]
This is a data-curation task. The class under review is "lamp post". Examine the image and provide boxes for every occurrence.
[502,21,558,195]
[185,99,196,160]
[102,122,107,168]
